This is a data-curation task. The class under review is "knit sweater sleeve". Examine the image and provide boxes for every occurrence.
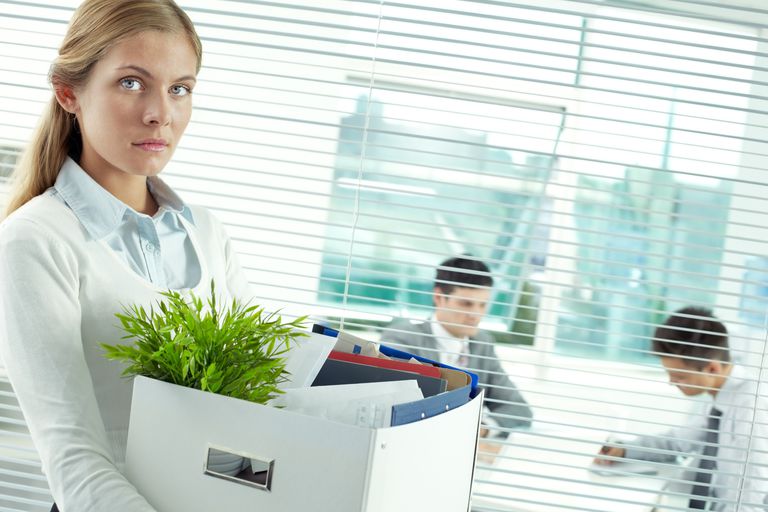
[0,217,156,511]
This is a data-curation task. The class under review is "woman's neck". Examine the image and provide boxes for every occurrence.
[80,162,159,216]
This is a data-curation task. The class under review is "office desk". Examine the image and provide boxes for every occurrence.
[471,429,682,512]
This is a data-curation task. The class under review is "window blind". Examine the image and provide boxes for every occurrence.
[1,1,768,511]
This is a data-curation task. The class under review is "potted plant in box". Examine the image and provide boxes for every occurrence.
[102,281,307,404]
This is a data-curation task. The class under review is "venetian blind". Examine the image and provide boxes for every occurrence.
[1,1,768,511]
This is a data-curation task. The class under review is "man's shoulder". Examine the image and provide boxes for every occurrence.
[387,318,432,335]
[382,318,434,353]
[467,329,500,358]
[472,329,496,343]
[382,318,432,343]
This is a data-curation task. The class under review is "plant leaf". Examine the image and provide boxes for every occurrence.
[102,281,307,404]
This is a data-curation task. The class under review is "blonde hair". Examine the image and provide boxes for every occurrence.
[4,0,202,217]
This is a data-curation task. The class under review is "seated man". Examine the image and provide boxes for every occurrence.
[384,255,533,437]
[594,307,768,511]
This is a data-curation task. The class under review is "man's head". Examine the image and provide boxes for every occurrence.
[433,256,493,339]
[652,306,731,396]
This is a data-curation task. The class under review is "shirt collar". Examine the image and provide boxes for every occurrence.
[54,157,193,239]
[431,317,468,341]
[147,175,191,221]
[713,363,755,409]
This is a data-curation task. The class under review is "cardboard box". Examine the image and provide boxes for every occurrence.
[125,376,483,512]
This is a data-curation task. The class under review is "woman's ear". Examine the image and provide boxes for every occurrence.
[53,82,78,114]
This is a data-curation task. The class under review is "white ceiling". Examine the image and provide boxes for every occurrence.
[603,0,768,28]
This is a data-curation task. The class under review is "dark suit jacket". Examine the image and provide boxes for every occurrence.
[384,319,533,434]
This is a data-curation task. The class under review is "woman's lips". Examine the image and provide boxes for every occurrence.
[133,140,168,152]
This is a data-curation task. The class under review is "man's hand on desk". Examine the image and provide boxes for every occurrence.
[477,440,502,464]
[593,443,626,465]
[477,428,503,464]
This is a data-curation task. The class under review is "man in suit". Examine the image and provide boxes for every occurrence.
[594,307,768,511]
[384,256,533,439]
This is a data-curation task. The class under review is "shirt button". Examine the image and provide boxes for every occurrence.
[145,242,154,252]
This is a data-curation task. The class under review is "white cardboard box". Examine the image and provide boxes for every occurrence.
[126,376,483,512]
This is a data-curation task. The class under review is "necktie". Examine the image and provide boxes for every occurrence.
[458,341,470,368]
[689,407,723,510]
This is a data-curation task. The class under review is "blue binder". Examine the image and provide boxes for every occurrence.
[390,384,472,426]
[377,344,479,396]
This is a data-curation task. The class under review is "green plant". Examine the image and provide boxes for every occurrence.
[102,281,307,404]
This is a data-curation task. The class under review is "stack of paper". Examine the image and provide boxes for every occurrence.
[271,380,424,428]
[313,351,448,397]
[308,324,477,427]
[268,324,477,428]
[278,332,337,390]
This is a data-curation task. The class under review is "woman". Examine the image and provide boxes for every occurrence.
[0,1,251,510]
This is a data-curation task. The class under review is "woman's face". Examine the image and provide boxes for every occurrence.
[60,30,198,183]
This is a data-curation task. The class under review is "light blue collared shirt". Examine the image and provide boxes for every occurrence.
[51,157,201,290]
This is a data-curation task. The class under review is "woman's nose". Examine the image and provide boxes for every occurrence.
[143,93,172,126]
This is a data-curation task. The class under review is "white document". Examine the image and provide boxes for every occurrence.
[279,331,337,390]
[271,380,424,428]
[333,330,380,357]
[588,461,659,477]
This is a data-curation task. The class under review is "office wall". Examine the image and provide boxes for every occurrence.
[1,1,767,511]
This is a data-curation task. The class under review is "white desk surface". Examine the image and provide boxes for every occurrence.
[471,428,684,512]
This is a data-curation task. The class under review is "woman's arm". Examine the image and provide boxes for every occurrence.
[0,218,156,511]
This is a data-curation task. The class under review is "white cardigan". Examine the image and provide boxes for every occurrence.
[0,191,252,511]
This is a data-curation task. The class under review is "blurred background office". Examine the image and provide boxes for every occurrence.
[1,1,767,511]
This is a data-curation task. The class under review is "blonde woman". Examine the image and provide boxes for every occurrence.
[0,1,252,510]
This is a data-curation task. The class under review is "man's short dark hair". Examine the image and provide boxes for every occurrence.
[434,255,493,295]
[652,306,730,368]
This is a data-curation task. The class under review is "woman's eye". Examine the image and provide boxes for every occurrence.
[170,84,191,97]
[120,78,142,91]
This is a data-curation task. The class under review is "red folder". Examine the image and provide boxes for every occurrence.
[326,351,442,379]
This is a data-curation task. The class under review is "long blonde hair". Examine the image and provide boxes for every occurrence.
[4,0,202,217]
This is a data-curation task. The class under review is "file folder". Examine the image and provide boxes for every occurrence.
[390,384,472,426]
[312,358,448,397]
[310,324,479,394]
[326,350,443,378]
[309,325,476,425]
[378,343,480,396]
